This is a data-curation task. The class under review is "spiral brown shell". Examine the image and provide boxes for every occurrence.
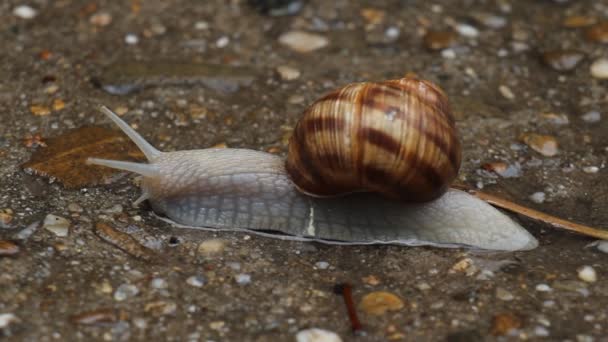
[285,76,461,202]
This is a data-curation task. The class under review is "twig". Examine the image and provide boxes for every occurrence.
[453,185,608,240]
[334,283,363,334]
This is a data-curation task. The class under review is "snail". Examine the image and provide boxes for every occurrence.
[87,76,538,251]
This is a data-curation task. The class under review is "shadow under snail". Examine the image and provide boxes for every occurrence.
[88,76,538,251]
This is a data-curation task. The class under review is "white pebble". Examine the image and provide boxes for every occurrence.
[577,266,597,283]
[186,275,206,288]
[276,65,301,81]
[588,240,608,253]
[535,283,552,292]
[529,192,546,204]
[534,326,550,337]
[216,36,230,48]
[194,21,209,30]
[441,48,456,59]
[499,85,515,100]
[315,261,330,270]
[278,31,329,53]
[455,23,479,38]
[235,274,251,285]
[0,313,19,328]
[43,214,70,237]
[150,277,168,289]
[385,26,400,39]
[581,111,601,123]
[583,166,599,174]
[125,34,139,45]
[114,283,139,301]
[590,58,608,79]
[296,328,342,342]
[13,5,37,19]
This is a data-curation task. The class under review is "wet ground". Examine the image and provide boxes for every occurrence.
[1,0,608,341]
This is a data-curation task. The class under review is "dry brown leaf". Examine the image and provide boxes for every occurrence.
[94,222,156,261]
[22,126,145,188]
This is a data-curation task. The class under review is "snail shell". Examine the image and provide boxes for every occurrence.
[286,77,461,202]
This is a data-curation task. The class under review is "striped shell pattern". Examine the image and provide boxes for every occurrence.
[285,76,461,202]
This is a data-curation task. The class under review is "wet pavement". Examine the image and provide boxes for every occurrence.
[1,0,607,341]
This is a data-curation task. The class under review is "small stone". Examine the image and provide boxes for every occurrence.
[360,8,385,26]
[362,275,380,286]
[0,209,13,228]
[70,309,122,325]
[481,161,521,178]
[43,214,70,237]
[90,12,112,26]
[186,275,206,288]
[359,291,404,315]
[590,58,608,79]
[216,36,230,48]
[194,21,209,30]
[276,65,301,81]
[114,283,139,301]
[209,321,225,330]
[581,111,601,123]
[315,261,329,270]
[585,22,608,43]
[235,273,251,285]
[583,166,599,174]
[491,313,522,336]
[13,5,37,19]
[450,258,473,272]
[0,313,19,329]
[520,133,559,157]
[563,15,596,28]
[67,203,83,213]
[0,240,19,256]
[495,287,514,301]
[197,239,226,255]
[114,106,129,116]
[535,283,552,292]
[529,192,546,204]
[52,99,65,111]
[296,328,342,342]
[577,266,597,283]
[470,13,507,29]
[498,85,515,100]
[30,105,51,116]
[150,277,168,289]
[144,301,177,316]
[455,23,479,38]
[416,282,431,291]
[534,326,550,337]
[541,112,569,125]
[278,31,329,53]
[541,50,585,71]
[102,204,123,214]
[441,48,456,59]
[423,30,457,50]
[587,240,608,253]
[125,34,139,45]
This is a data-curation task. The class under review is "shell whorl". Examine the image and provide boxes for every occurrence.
[285,76,461,202]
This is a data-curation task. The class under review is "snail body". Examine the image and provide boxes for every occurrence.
[88,77,537,251]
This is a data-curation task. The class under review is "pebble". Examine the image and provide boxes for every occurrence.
[186,275,206,288]
[0,210,12,229]
[278,31,329,53]
[541,113,569,125]
[0,240,20,256]
[520,133,559,157]
[542,50,585,71]
[590,58,608,79]
[235,273,251,285]
[470,13,507,29]
[276,65,301,81]
[43,214,70,237]
[125,34,139,45]
[491,313,522,336]
[416,282,431,291]
[314,261,329,270]
[0,313,19,329]
[496,287,515,301]
[498,85,515,100]
[197,239,226,255]
[423,30,457,50]
[362,275,380,286]
[585,22,608,43]
[14,221,40,240]
[13,5,37,19]
[194,21,209,30]
[455,23,479,38]
[359,291,404,315]
[67,203,83,213]
[296,328,342,342]
[30,105,51,116]
[563,15,596,28]
[216,36,230,48]
[534,326,550,337]
[577,266,597,283]
[144,300,177,316]
[70,309,122,325]
[90,12,112,26]
[150,277,168,289]
[535,283,552,292]
[587,240,608,253]
[529,192,546,204]
[583,166,599,174]
[481,161,521,178]
[441,48,456,59]
[581,111,601,123]
[360,8,385,26]
[114,283,139,301]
